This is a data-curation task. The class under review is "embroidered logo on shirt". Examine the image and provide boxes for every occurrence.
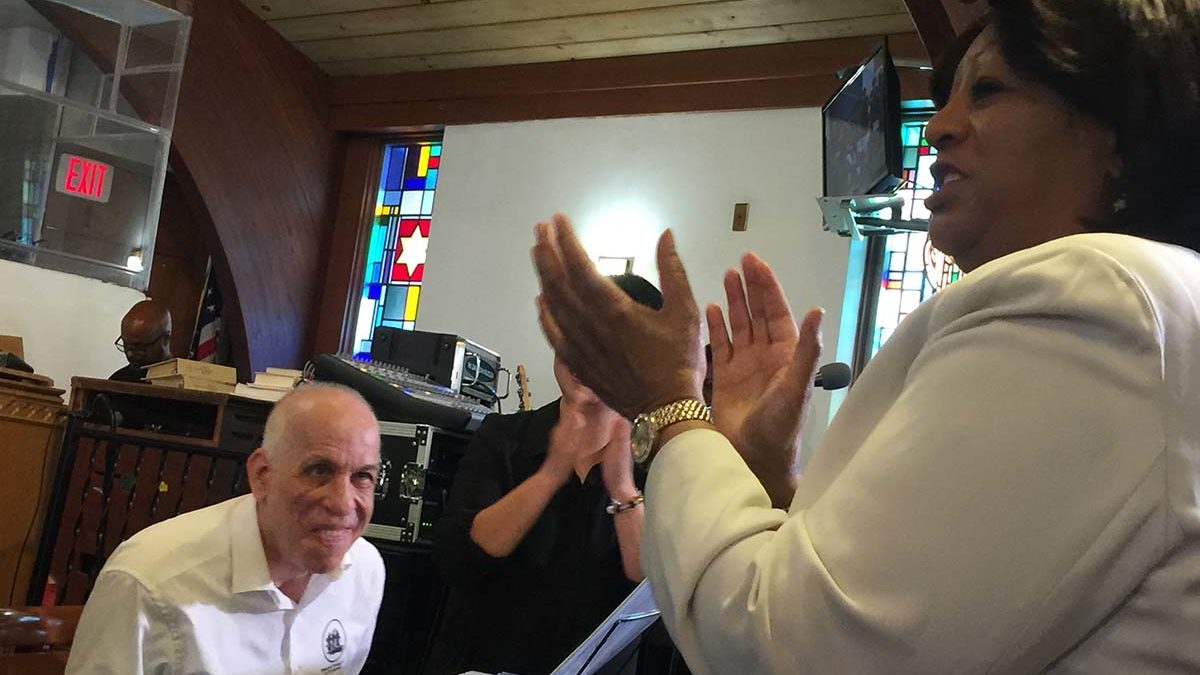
[323,619,346,663]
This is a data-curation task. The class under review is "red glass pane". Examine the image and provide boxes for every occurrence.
[399,218,421,236]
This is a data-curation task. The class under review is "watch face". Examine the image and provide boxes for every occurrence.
[631,416,655,463]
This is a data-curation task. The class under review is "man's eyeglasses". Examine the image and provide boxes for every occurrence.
[114,333,167,354]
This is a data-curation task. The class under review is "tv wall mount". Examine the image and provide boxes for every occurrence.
[817,193,929,239]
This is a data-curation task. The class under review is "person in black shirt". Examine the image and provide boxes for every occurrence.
[109,300,172,382]
[424,275,660,675]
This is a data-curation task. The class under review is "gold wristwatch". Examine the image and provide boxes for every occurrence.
[630,398,712,464]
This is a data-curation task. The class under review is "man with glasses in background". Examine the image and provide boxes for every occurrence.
[110,299,172,382]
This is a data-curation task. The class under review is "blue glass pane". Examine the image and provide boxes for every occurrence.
[426,168,438,188]
[383,190,400,206]
[399,190,422,215]
[362,232,380,283]
[430,145,441,157]
[383,285,409,320]
[387,220,398,248]
[369,262,381,284]
[367,224,385,264]
[405,177,426,191]
[384,146,406,191]
[367,283,382,300]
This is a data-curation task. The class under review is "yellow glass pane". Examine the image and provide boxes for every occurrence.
[418,145,430,177]
[404,285,421,321]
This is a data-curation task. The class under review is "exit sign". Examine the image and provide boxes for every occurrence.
[55,154,113,203]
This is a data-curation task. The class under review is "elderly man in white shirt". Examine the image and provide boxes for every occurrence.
[66,383,386,675]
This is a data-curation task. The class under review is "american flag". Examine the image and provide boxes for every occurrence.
[190,261,224,363]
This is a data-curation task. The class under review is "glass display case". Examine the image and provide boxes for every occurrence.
[0,0,189,289]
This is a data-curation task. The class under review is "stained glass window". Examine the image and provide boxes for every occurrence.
[868,119,962,357]
[352,140,442,358]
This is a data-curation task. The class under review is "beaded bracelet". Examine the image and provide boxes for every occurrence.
[605,492,645,515]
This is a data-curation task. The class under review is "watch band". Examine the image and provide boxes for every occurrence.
[631,397,712,465]
[650,398,711,429]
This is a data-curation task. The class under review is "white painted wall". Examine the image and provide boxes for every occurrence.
[0,258,144,391]
[420,108,850,450]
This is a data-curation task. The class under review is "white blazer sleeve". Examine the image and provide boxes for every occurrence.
[641,245,1172,674]
[66,570,173,675]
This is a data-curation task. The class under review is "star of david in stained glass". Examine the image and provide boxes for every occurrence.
[352,141,442,357]
[391,218,430,283]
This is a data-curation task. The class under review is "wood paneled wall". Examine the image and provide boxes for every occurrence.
[330,32,932,132]
[901,0,986,63]
[148,172,210,362]
[312,138,381,355]
[167,0,340,375]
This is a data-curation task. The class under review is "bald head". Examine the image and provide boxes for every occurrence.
[249,383,381,579]
[261,383,379,461]
[120,300,172,367]
[122,299,171,335]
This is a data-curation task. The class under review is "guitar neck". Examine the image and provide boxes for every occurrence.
[516,364,532,412]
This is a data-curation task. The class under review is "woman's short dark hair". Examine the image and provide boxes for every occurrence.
[930,0,1200,251]
[608,273,663,310]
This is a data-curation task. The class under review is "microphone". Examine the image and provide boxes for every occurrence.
[814,362,851,390]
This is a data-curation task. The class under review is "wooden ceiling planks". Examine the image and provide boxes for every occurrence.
[270,0,734,43]
[331,31,931,105]
[239,0,915,75]
[320,14,916,75]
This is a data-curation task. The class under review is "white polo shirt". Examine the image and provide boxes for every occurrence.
[66,494,385,674]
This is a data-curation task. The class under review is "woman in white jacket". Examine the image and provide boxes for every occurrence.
[532,1,1200,673]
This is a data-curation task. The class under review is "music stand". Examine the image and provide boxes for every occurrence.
[548,580,661,675]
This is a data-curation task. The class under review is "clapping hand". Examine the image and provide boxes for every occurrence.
[542,407,590,486]
[532,214,705,420]
[707,253,824,508]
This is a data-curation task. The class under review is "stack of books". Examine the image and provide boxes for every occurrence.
[233,367,303,402]
[146,359,237,394]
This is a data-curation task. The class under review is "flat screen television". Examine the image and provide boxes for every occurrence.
[822,43,902,197]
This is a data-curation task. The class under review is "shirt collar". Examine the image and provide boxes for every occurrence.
[230,495,277,595]
[229,495,356,597]
[514,398,562,461]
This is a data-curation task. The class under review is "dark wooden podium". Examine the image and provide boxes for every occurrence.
[26,378,272,606]
[0,369,66,607]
